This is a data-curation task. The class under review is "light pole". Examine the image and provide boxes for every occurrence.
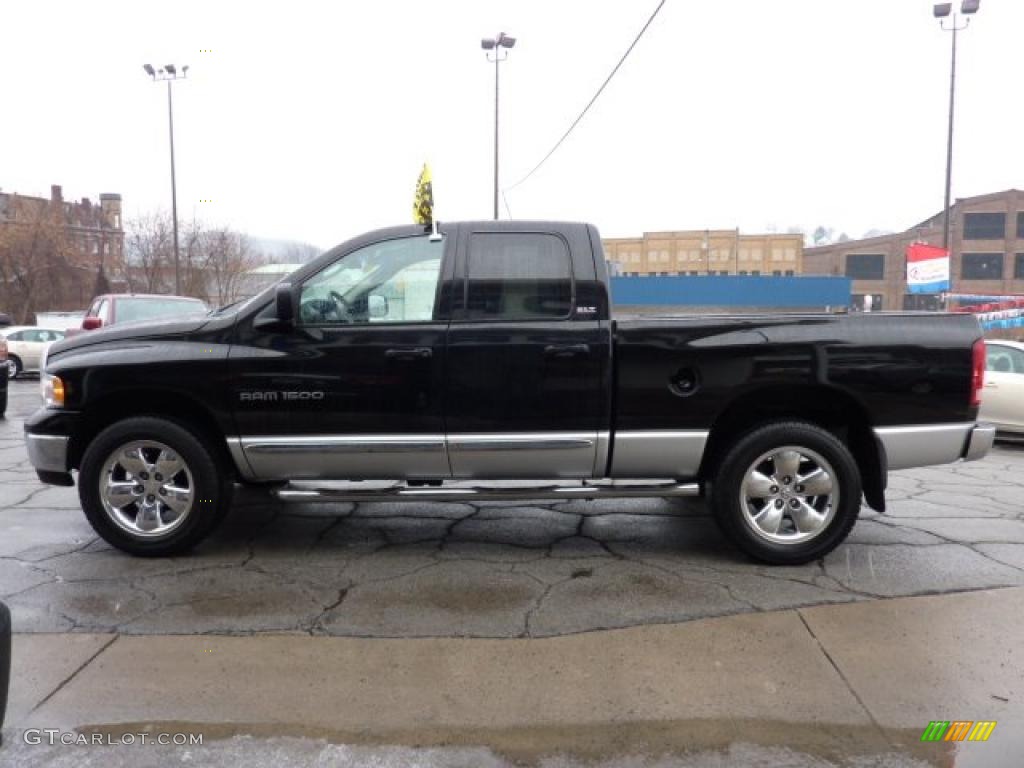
[933,1,980,253]
[143,63,189,294]
[481,32,515,221]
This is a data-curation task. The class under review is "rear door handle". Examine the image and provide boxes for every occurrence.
[543,343,590,358]
[384,347,433,360]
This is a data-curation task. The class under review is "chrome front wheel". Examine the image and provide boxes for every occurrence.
[99,440,195,538]
[79,416,232,556]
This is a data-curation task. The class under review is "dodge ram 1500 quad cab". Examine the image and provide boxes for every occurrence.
[24,221,994,563]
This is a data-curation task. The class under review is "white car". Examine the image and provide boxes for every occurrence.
[981,340,1024,439]
[1,326,66,379]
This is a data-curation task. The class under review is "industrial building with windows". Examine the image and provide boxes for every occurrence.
[602,230,804,278]
[803,189,1024,311]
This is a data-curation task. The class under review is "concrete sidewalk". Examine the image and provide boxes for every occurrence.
[3,588,1022,766]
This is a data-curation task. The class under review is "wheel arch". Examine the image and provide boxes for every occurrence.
[68,390,239,480]
[699,384,886,512]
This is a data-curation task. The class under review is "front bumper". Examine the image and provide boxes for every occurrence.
[24,407,81,485]
[25,432,70,473]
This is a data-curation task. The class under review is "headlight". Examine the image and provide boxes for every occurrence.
[41,373,66,408]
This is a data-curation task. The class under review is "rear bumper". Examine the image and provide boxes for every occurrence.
[874,422,994,471]
[963,423,996,462]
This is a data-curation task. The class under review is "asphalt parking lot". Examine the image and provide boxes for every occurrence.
[2,376,1023,639]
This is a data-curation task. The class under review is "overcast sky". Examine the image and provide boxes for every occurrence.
[2,0,1021,249]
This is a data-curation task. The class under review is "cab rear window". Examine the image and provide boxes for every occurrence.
[465,233,572,320]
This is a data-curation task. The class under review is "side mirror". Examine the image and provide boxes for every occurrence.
[367,294,389,319]
[275,282,296,326]
[82,317,103,331]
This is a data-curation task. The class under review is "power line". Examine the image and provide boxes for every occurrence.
[503,0,667,194]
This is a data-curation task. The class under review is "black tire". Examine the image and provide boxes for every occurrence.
[6,356,20,380]
[78,417,233,556]
[710,421,861,565]
[0,385,6,418]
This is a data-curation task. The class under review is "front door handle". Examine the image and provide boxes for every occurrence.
[543,343,590,358]
[384,347,433,360]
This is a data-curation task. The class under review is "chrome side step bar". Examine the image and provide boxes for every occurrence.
[272,481,700,504]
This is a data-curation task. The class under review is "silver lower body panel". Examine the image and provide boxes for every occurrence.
[448,432,598,479]
[610,430,709,478]
[228,429,708,483]
[874,422,990,470]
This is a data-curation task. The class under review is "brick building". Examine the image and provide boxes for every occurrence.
[803,189,1024,311]
[0,184,124,317]
[602,229,804,278]
[0,184,124,270]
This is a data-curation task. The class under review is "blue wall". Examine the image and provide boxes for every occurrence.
[610,275,852,308]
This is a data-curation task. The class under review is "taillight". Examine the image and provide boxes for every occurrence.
[970,339,985,408]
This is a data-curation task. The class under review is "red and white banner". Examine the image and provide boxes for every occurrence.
[906,243,950,294]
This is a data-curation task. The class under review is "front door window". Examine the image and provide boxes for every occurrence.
[299,235,443,326]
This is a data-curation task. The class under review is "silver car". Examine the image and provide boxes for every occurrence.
[1,326,66,379]
[981,340,1024,439]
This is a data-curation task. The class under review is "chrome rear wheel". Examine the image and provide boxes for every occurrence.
[739,446,837,545]
[711,421,862,565]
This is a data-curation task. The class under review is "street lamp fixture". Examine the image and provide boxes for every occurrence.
[482,32,516,220]
[143,62,189,295]
[932,0,980,257]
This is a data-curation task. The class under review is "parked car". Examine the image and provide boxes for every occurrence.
[980,340,1024,439]
[1,326,66,379]
[0,335,7,417]
[76,294,208,332]
[25,221,993,563]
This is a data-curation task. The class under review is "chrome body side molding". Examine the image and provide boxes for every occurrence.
[874,423,976,470]
[610,430,709,479]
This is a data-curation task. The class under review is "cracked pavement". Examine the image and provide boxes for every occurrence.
[2,378,1023,639]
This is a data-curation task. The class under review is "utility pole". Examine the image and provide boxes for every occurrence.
[481,33,516,220]
[144,63,189,294]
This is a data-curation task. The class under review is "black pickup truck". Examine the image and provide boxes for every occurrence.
[24,221,994,563]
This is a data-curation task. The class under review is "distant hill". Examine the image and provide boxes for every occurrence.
[247,236,323,264]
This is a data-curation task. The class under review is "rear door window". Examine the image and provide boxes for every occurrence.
[464,233,573,320]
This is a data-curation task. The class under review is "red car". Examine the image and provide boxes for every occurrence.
[77,294,208,332]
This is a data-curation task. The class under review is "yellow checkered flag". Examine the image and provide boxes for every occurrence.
[413,163,434,225]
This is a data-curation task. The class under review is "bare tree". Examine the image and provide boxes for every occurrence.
[200,227,257,306]
[0,194,76,323]
[124,212,279,305]
[124,212,175,294]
